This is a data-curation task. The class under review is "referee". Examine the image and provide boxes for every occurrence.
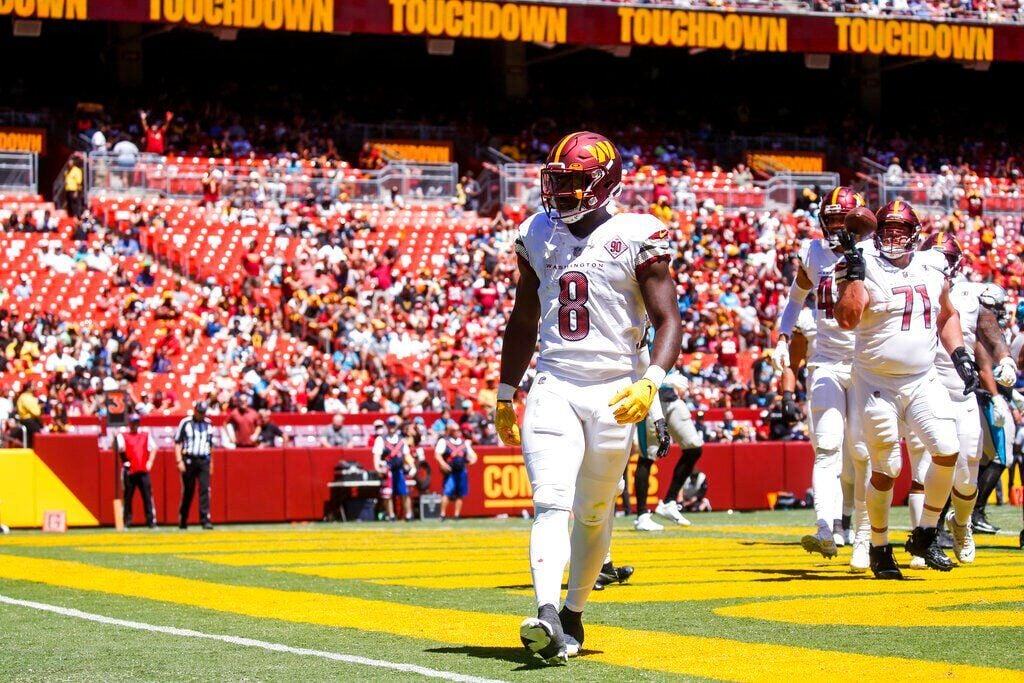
[176,400,214,530]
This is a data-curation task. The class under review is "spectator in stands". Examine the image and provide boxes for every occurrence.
[732,163,754,189]
[320,413,352,448]
[63,156,84,217]
[13,274,32,300]
[476,378,498,411]
[140,110,173,155]
[401,379,430,412]
[254,409,287,448]
[323,385,346,414]
[16,381,43,447]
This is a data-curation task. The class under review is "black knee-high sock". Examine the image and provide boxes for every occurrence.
[635,459,652,516]
[939,496,952,527]
[665,448,702,502]
[975,462,1006,515]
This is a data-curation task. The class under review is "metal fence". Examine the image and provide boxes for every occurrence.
[500,163,839,214]
[84,153,459,204]
[763,172,841,211]
[0,151,38,194]
[878,172,1024,216]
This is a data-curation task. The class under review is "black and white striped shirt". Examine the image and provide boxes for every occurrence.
[175,417,213,459]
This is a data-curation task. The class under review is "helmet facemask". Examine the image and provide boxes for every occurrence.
[819,208,846,248]
[876,223,919,260]
[541,164,611,224]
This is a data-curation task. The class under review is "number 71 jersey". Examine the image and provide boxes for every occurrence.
[855,251,946,377]
[514,211,672,382]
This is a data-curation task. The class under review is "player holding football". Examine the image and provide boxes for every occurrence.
[773,187,875,564]
[494,131,681,664]
[835,200,982,580]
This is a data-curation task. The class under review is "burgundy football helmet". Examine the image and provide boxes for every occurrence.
[920,231,964,278]
[874,199,922,260]
[540,131,622,224]
[819,186,868,247]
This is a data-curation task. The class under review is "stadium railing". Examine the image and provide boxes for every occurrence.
[84,153,460,204]
[499,162,838,213]
[0,152,38,194]
[878,172,1024,215]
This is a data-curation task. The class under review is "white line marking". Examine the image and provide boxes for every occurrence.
[0,594,506,683]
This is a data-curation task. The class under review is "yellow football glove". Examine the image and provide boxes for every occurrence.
[495,400,521,446]
[609,379,658,425]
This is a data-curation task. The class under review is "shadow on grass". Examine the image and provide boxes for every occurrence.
[737,541,803,547]
[719,567,924,581]
[425,645,603,670]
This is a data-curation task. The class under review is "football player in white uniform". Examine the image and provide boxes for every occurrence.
[903,234,1017,566]
[835,200,982,580]
[773,187,874,561]
[495,131,682,664]
[636,328,705,530]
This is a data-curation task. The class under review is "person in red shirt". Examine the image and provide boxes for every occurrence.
[227,397,260,448]
[140,110,173,155]
[115,413,158,528]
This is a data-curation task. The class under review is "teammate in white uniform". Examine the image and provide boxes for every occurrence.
[495,131,681,665]
[773,186,875,562]
[835,200,982,580]
[636,328,705,529]
[904,234,1017,565]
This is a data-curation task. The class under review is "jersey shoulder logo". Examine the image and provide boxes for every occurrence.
[605,238,628,259]
[648,229,669,241]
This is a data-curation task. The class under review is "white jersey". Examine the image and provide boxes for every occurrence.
[852,251,947,377]
[515,211,671,382]
[933,279,987,394]
[798,238,876,365]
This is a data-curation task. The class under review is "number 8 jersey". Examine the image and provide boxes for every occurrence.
[514,211,672,382]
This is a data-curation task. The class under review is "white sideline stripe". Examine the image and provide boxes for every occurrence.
[0,594,506,683]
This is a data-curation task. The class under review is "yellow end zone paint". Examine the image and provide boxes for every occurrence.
[0,449,98,527]
[0,553,1020,681]
[717,588,1024,627]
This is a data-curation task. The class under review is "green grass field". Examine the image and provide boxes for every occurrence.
[2,507,1024,681]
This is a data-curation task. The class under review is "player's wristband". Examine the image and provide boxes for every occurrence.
[642,365,667,388]
[497,383,517,402]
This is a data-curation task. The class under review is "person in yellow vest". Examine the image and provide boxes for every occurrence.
[64,157,84,217]
[115,413,158,528]
[16,380,43,447]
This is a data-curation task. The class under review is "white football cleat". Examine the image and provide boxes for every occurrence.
[909,555,927,570]
[655,500,691,526]
[634,512,664,532]
[850,537,870,573]
[833,532,846,548]
[801,529,838,559]
[946,511,976,564]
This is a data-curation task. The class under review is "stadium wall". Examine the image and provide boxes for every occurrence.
[1,437,919,528]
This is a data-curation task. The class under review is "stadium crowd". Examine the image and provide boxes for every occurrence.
[5,106,1024,447]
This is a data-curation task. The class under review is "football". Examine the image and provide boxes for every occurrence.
[844,206,878,236]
